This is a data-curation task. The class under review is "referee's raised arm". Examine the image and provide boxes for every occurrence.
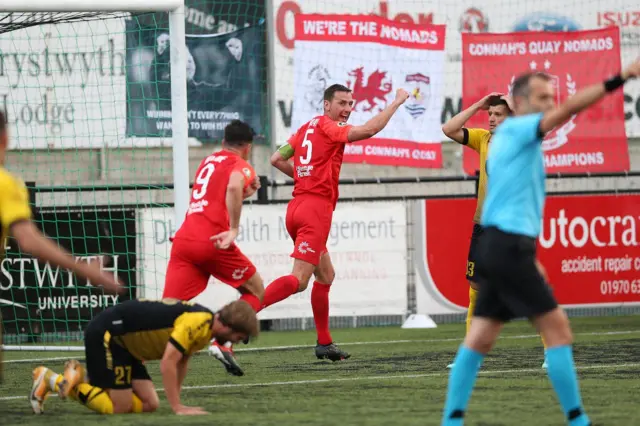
[538,58,640,135]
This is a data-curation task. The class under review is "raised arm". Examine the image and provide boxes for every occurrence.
[347,89,410,142]
[270,144,294,178]
[442,92,503,143]
[539,59,640,134]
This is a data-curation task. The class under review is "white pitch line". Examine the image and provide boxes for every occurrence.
[4,329,640,365]
[1,362,639,402]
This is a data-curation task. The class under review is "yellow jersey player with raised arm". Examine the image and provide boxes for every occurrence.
[0,110,122,384]
[442,93,548,368]
[30,299,258,415]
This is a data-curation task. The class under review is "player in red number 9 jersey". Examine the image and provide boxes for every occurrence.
[163,120,263,377]
[261,84,410,361]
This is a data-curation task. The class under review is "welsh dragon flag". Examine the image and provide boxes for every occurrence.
[291,14,446,168]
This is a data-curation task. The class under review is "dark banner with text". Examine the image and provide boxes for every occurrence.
[421,194,640,309]
[0,210,136,334]
[125,21,265,142]
[461,26,629,175]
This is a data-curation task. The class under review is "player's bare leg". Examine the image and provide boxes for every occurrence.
[447,279,479,369]
[313,252,350,361]
[131,379,160,413]
[209,272,264,376]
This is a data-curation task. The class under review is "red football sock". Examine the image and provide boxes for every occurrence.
[311,281,332,345]
[260,275,300,310]
[239,293,261,312]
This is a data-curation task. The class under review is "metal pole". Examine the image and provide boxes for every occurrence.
[169,4,189,229]
[265,0,278,200]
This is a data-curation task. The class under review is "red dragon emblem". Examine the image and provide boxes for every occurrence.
[346,67,393,112]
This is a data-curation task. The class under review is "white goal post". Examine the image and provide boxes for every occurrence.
[0,0,190,229]
[0,0,189,352]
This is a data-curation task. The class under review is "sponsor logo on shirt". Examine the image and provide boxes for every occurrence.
[296,165,314,178]
[187,199,209,215]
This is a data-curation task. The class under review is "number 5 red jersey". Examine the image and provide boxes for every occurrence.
[174,150,255,242]
[289,115,352,201]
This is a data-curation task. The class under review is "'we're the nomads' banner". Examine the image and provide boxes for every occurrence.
[462,27,629,174]
[292,14,446,168]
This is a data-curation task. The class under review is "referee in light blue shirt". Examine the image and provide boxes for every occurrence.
[442,58,640,426]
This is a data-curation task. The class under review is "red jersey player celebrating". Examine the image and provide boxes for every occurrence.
[162,120,263,377]
[262,84,410,361]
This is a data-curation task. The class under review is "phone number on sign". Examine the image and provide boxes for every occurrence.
[600,280,640,295]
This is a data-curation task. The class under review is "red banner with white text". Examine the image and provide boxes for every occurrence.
[421,194,640,310]
[461,27,629,175]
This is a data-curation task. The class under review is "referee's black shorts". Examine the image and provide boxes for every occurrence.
[474,226,558,322]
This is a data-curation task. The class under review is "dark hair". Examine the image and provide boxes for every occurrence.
[511,72,552,99]
[324,84,351,102]
[223,120,255,146]
[0,110,6,134]
[488,97,512,114]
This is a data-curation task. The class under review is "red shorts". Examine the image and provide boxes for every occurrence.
[163,237,256,301]
[285,196,333,266]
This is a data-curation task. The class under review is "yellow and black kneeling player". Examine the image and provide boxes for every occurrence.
[442,93,548,368]
[0,110,121,384]
[30,298,259,416]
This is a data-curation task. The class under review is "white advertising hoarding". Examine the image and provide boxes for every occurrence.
[0,18,129,149]
[138,202,408,319]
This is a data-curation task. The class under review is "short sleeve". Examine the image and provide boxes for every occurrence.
[169,312,213,355]
[320,119,352,144]
[0,173,32,231]
[233,161,256,189]
[463,128,490,152]
[287,126,305,150]
[511,113,544,145]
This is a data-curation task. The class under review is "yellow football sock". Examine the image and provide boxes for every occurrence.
[131,393,144,413]
[541,334,547,350]
[70,383,144,414]
[53,375,64,392]
[466,287,478,335]
[71,383,114,414]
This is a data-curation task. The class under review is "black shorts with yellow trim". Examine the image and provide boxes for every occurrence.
[83,314,151,390]
[465,223,485,282]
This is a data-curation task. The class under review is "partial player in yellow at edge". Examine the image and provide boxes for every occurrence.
[0,109,123,384]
